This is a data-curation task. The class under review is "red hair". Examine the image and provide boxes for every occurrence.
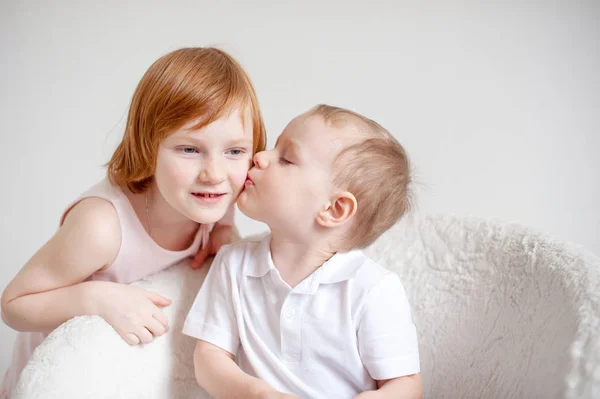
[108,47,266,193]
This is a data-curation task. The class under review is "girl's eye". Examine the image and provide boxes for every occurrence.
[279,157,293,165]
[226,148,247,156]
[179,147,198,154]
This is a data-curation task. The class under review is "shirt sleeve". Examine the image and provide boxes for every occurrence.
[182,247,240,356]
[357,272,420,380]
[216,204,235,226]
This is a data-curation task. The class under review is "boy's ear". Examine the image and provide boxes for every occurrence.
[316,192,357,228]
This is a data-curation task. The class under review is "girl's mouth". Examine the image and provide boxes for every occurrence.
[191,192,226,204]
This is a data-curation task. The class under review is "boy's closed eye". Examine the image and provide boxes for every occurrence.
[279,156,294,165]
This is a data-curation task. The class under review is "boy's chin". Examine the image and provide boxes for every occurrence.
[237,201,266,224]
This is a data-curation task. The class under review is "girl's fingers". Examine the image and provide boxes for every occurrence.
[136,327,154,344]
[192,246,209,269]
[124,333,140,346]
[145,291,171,307]
[153,310,169,331]
[145,316,167,337]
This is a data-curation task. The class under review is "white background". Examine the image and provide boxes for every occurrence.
[1,1,598,375]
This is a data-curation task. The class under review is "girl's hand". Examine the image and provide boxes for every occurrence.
[91,281,171,345]
[191,224,240,269]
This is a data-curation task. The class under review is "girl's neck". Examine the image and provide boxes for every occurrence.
[127,182,199,251]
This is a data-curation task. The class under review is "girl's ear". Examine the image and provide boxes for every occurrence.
[316,192,357,228]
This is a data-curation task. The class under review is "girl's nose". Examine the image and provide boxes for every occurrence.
[198,157,226,184]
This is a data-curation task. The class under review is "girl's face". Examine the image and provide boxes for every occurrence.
[154,108,253,224]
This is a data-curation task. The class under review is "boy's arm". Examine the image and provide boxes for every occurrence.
[185,247,299,399]
[194,340,299,399]
[354,375,422,399]
[356,272,421,398]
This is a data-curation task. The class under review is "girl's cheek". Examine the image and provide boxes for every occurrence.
[230,163,250,191]
[163,157,198,185]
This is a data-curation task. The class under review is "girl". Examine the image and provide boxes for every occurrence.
[0,47,266,397]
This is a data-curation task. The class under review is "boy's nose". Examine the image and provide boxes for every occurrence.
[253,151,269,169]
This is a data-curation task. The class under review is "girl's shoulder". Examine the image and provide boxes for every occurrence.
[58,179,125,266]
[59,195,122,268]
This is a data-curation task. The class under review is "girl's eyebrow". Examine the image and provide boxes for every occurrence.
[173,135,252,147]
[225,137,253,146]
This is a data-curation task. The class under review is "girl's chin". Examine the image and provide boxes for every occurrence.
[188,207,230,225]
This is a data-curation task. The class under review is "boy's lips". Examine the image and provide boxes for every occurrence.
[244,174,254,186]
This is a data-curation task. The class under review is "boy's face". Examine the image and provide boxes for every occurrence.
[238,113,346,236]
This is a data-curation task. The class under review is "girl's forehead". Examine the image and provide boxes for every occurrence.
[167,108,253,142]
[188,106,251,130]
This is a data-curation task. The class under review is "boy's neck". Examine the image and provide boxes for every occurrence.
[269,233,337,289]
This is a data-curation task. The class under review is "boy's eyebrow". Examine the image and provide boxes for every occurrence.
[275,136,303,155]
[288,141,305,159]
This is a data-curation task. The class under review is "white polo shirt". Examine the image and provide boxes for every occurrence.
[183,235,420,398]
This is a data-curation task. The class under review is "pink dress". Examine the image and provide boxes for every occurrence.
[1,179,228,397]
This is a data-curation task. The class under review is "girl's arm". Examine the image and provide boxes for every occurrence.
[193,340,299,399]
[1,198,170,344]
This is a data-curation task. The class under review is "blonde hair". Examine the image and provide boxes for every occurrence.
[308,104,412,249]
[107,47,266,193]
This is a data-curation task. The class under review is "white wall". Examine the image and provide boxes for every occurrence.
[1,0,598,375]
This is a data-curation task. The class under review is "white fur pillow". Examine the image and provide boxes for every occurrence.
[13,216,600,399]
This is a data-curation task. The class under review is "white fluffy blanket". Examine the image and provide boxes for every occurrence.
[12,215,600,399]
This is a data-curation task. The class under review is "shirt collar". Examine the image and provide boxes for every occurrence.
[243,234,365,288]
[316,249,365,284]
[243,234,275,278]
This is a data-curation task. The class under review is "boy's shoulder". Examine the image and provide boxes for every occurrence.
[323,250,399,296]
[342,254,410,323]
[348,252,399,290]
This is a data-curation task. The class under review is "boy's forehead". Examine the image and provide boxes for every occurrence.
[286,114,349,157]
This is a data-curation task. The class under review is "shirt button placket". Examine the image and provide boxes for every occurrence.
[280,294,302,362]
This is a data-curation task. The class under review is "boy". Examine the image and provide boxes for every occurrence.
[183,105,421,399]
